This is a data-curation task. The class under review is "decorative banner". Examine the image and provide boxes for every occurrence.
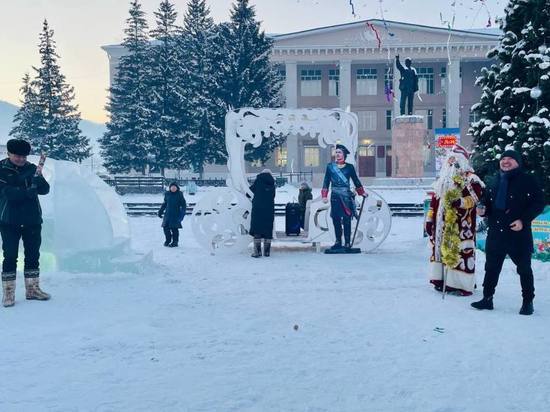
[366,21,382,49]
[348,0,356,17]
[533,206,550,262]
[434,128,460,175]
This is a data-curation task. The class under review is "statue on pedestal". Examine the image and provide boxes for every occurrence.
[396,55,419,115]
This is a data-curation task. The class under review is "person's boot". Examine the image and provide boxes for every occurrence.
[251,238,262,258]
[519,300,534,316]
[163,239,170,247]
[263,239,271,257]
[471,296,493,310]
[169,230,179,247]
[2,280,15,307]
[330,239,342,250]
[24,277,51,301]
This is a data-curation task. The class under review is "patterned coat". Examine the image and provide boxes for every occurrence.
[426,174,484,294]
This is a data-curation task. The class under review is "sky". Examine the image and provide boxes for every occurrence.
[0,0,508,124]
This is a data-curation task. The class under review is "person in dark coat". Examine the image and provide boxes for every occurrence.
[322,144,366,250]
[0,139,50,307]
[396,55,419,115]
[158,182,187,248]
[249,169,276,257]
[471,150,545,315]
[298,181,313,229]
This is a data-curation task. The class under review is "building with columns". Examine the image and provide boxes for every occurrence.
[102,19,500,181]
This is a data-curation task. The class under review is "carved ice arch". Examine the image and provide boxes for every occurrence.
[191,108,392,254]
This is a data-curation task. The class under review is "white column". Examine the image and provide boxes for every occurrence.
[446,58,461,128]
[339,59,352,111]
[393,58,401,117]
[285,61,298,109]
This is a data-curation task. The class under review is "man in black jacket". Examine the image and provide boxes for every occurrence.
[471,150,545,315]
[0,139,50,307]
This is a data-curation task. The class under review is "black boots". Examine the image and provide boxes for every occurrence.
[263,240,271,257]
[471,296,494,310]
[330,240,342,250]
[519,300,534,316]
[252,238,262,258]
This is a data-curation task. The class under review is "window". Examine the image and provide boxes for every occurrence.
[357,111,377,131]
[357,68,378,95]
[417,68,434,94]
[442,109,447,128]
[415,109,433,130]
[275,146,287,168]
[440,67,447,93]
[329,69,339,97]
[386,110,392,130]
[384,70,394,90]
[300,69,322,96]
[469,110,482,125]
[359,145,375,157]
[303,146,320,167]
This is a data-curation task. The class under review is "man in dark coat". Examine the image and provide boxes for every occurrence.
[396,55,419,115]
[158,182,187,248]
[249,169,276,257]
[472,150,545,315]
[0,139,50,307]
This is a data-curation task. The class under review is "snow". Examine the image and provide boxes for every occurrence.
[1,214,549,411]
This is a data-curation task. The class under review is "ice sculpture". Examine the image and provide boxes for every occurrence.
[1,156,150,273]
[191,108,392,254]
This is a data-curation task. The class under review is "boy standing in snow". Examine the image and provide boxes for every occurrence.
[0,139,50,307]
[471,150,544,315]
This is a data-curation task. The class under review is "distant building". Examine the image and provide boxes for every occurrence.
[102,19,500,181]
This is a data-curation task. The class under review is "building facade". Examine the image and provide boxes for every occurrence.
[102,19,500,180]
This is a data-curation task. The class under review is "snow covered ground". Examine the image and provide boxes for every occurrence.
[1,215,549,411]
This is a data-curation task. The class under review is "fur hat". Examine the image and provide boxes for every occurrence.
[6,139,31,156]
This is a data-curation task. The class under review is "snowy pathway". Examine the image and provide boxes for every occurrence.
[1,216,549,411]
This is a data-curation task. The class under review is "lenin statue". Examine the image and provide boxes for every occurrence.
[396,55,419,115]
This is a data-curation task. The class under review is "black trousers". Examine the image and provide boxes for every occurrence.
[332,216,352,244]
[0,224,42,281]
[163,227,179,245]
[400,91,415,115]
[483,248,535,301]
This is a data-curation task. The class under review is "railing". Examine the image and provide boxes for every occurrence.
[123,201,424,217]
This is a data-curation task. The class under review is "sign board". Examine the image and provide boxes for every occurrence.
[434,128,460,175]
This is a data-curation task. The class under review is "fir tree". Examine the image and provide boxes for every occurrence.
[147,0,185,176]
[177,0,225,177]
[217,0,285,164]
[470,0,550,201]
[10,21,90,161]
[9,73,44,145]
[101,0,151,174]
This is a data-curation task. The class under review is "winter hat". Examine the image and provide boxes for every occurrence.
[501,150,522,167]
[7,139,31,156]
[169,181,180,190]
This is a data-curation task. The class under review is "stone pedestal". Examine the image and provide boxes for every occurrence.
[392,116,426,177]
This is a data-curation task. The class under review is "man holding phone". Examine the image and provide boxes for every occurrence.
[472,150,544,315]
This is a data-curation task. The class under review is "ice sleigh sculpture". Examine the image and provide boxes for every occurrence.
[0,157,152,273]
[191,108,392,254]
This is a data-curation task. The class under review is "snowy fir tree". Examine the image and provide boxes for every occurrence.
[147,0,185,176]
[470,0,550,202]
[10,20,90,162]
[101,0,152,174]
[9,73,45,146]
[177,0,226,177]
[217,0,285,164]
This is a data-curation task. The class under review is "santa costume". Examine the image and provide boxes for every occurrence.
[425,145,485,296]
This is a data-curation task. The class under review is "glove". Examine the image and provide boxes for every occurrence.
[356,186,367,197]
[425,222,433,237]
[157,211,163,218]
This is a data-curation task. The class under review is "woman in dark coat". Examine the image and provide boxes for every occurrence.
[249,169,276,257]
[158,182,187,247]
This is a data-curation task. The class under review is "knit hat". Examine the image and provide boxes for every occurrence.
[501,150,522,167]
[169,181,180,190]
[6,139,31,156]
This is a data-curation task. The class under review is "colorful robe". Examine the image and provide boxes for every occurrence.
[426,174,484,295]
